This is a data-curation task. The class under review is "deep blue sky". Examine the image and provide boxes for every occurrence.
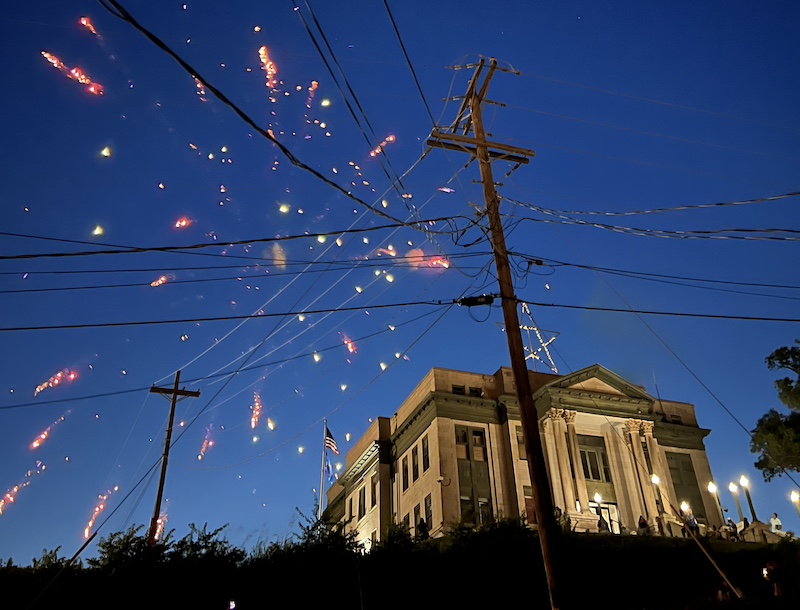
[1,1,798,564]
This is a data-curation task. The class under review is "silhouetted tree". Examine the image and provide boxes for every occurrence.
[751,340,800,480]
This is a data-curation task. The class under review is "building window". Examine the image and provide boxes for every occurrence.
[468,387,482,397]
[516,426,527,460]
[452,384,465,395]
[402,456,409,491]
[422,435,430,472]
[403,513,410,531]
[424,493,432,527]
[456,425,493,527]
[477,497,491,525]
[370,474,377,508]
[348,498,353,521]
[523,485,537,525]
[578,435,612,483]
[666,451,706,521]
[455,426,468,460]
[413,504,421,532]
[460,496,475,524]
[472,430,486,462]
[412,446,420,481]
[358,486,366,519]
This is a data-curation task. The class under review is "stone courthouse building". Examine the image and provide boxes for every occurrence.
[323,364,722,546]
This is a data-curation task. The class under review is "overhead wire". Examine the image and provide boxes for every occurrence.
[97,0,409,227]
[381,0,436,127]
[504,197,800,241]
[0,307,444,412]
[508,190,800,217]
[0,215,469,261]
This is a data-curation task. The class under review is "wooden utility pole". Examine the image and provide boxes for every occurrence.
[147,370,200,546]
[428,58,561,609]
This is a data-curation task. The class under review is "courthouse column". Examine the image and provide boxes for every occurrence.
[552,411,576,514]
[563,410,589,512]
[626,419,658,522]
[542,410,565,511]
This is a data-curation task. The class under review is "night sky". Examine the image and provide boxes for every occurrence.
[1,1,798,564]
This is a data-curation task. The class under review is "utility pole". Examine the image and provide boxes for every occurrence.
[147,370,200,546]
[428,58,561,610]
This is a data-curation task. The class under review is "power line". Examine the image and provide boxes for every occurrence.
[0,307,444,411]
[292,1,409,195]
[0,250,491,277]
[0,299,452,332]
[504,199,800,241]
[513,299,799,323]
[0,257,491,295]
[381,0,436,127]
[0,215,469,261]
[511,253,800,290]
[509,190,800,217]
[98,0,408,227]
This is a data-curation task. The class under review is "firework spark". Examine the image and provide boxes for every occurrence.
[79,16,99,37]
[194,78,207,102]
[174,217,192,229]
[305,80,318,108]
[41,51,104,95]
[258,46,278,90]
[341,335,357,354]
[34,369,77,397]
[369,134,395,157]
[197,425,214,461]
[84,486,119,538]
[153,510,168,542]
[30,411,71,449]
[0,461,46,516]
[150,274,175,287]
[250,392,263,429]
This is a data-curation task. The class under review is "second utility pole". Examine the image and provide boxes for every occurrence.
[428,58,561,610]
[147,370,200,546]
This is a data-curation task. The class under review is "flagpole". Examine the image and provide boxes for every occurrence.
[318,418,327,520]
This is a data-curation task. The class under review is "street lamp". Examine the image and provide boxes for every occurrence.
[708,481,724,524]
[791,490,800,519]
[729,482,745,522]
[739,475,758,522]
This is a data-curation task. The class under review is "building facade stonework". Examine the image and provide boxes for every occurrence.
[324,364,721,546]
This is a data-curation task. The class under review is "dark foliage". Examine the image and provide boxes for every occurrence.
[751,340,800,480]
[2,517,799,610]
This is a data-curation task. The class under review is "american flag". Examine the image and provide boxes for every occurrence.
[324,426,339,455]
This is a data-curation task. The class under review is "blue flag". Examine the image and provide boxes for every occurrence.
[324,455,336,483]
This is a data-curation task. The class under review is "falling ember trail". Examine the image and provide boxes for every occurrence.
[197,425,215,460]
[305,80,318,108]
[0,461,46,516]
[30,411,71,449]
[370,134,396,158]
[258,46,278,90]
[34,369,77,397]
[79,17,100,37]
[84,486,119,538]
[41,51,104,95]
[151,274,174,287]
[251,392,263,429]
[153,510,168,542]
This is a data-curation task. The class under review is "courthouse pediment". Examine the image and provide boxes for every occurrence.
[532,364,654,417]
